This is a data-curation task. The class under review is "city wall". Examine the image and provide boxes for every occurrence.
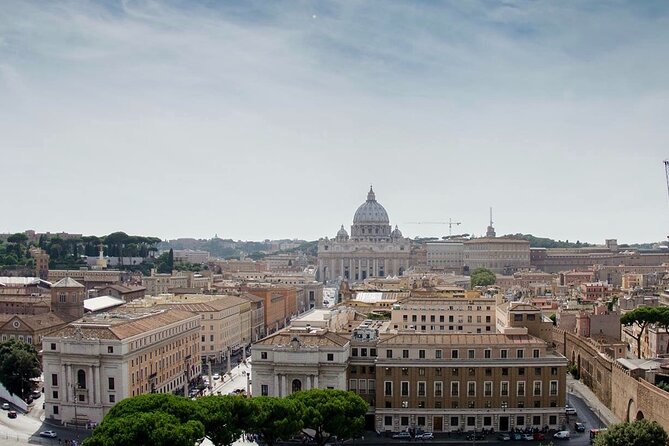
[553,327,669,432]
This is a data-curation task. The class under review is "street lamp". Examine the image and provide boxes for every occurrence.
[242,370,251,396]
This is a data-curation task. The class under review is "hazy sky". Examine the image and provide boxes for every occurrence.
[2,1,669,243]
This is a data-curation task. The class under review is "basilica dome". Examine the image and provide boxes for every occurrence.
[353,186,390,224]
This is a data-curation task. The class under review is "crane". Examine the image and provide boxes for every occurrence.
[405,218,462,236]
[664,160,669,239]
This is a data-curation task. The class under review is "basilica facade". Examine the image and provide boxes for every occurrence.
[317,187,411,282]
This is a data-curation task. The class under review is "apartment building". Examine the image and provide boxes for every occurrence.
[241,284,298,335]
[463,238,531,274]
[125,294,250,362]
[42,309,201,425]
[389,289,498,334]
[370,333,567,433]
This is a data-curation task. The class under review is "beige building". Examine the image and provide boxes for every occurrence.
[125,294,250,362]
[426,241,464,272]
[389,289,498,334]
[318,187,412,282]
[42,309,201,426]
[463,238,531,274]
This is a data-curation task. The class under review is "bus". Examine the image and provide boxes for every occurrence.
[590,428,607,444]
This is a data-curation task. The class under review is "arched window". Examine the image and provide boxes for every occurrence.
[77,369,86,389]
[292,379,302,393]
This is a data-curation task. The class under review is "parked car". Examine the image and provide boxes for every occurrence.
[575,422,586,432]
[31,390,42,399]
[39,431,58,438]
[554,430,571,439]
[565,405,577,416]
[511,432,523,441]
[465,432,485,441]
[497,433,511,441]
[1,403,9,410]
[7,411,17,419]
[534,432,546,441]
[522,433,534,441]
[392,431,411,439]
[213,373,221,380]
[417,432,433,440]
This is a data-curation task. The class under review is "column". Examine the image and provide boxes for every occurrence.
[313,375,319,389]
[357,259,361,280]
[305,375,311,390]
[330,259,335,280]
[339,259,344,279]
[95,366,102,405]
[89,365,94,403]
[281,375,287,396]
[274,374,280,397]
[61,364,68,403]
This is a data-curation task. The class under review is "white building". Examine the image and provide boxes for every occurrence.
[426,241,464,271]
[42,309,200,426]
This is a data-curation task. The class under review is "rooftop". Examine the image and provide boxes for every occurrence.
[378,333,546,346]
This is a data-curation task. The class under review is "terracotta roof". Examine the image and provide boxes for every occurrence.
[154,295,247,313]
[52,277,85,288]
[49,309,197,340]
[0,313,66,331]
[256,330,349,347]
[378,333,545,346]
[464,238,530,244]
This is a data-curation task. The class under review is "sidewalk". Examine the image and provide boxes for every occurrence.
[204,359,252,397]
[567,375,620,426]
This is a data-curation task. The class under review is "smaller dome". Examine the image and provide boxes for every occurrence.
[391,225,403,238]
[337,225,349,239]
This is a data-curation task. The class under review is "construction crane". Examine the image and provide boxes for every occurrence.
[405,218,462,236]
[664,160,669,239]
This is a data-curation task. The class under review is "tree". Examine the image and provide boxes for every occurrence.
[0,339,41,398]
[83,411,204,446]
[168,248,174,272]
[594,419,668,446]
[7,233,28,259]
[249,397,303,446]
[470,267,496,287]
[288,389,367,446]
[195,395,254,446]
[621,306,661,359]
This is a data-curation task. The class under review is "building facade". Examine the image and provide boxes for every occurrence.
[463,238,531,274]
[317,187,412,282]
[42,309,201,426]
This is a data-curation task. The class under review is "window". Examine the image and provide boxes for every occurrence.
[468,349,475,359]
[109,394,115,403]
[501,381,509,396]
[533,349,540,358]
[519,367,525,376]
[349,379,358,391]
[401,381,409,397]
[517,381,525,396]
[384,381,392,396]
[450,416,459,428]
[550,380,558,396]
[418,368,425,376]
[50,343,56,350]
[108,377,115,390]
[435,367,442,376]
[551,367,558,376]
[451,368,459,376]
[327,353,334,361]
[384,416,393,426]
[485,368,492,377]
[51,373,58,386]
[261,352,268,359]
[371,348,377,356]
[52,391,59,399]
[386,349,393,358]
[533,381,542,396]
[369,379,375,392]
[451,349,459,359]
[403,350,409,358]
[435,349,442,359]
[500,349,508,359]
[351,366,357,375]
[78,394,85,402]
[359,379,367,393]
[484,381,492,397]
[419,349,426,359]
[107,346,114,354]
[418,381,426,397]
[361,348,368,357]
[527,314,536,321]
[502,368,509,376]
[434,381,443,397]
[450,382,459,397]
[352,348,358,357]
[549,415,557,425]
[53,406,58,415]
[401,367,409,376]
[484,349,491,359]
[261,384,269,396]
[467,381,476,397]
[516,349,524,359]
[514,314,523,322]
[468,368,475,376]
[516,416,525,427]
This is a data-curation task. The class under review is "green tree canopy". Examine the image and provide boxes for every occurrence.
[249,397,303,446]
[594,419,668,446]
[0,339,41,398]
[288,389,367,446]
[84,411,204,446]
[621,306,664,359]
[470,267,496,287]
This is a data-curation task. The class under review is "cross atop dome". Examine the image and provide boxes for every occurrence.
[367,185,376,201]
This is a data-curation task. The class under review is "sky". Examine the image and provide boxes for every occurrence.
[1,1,669,244]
